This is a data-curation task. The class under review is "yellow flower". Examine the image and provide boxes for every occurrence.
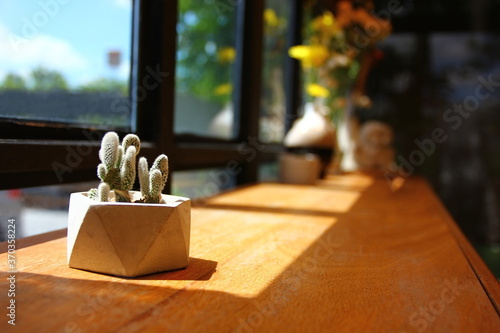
[311,11,338,35]
[307,83,330,98]
[289,45,330,68]
[264,8,279,27]
[217,47,236,63]
[214,83,232,95]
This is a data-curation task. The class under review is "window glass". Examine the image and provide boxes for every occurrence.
[260,0,290,143]
[0,181,99,241]
[0,0,133,128]
[175,0,238,139]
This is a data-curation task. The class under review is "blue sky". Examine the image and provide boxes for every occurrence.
[0,0,132,87]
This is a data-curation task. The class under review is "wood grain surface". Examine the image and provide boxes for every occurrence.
[0,173,499,332]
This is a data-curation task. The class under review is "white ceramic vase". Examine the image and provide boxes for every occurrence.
[284,102,335,149]
[282,102,335,179]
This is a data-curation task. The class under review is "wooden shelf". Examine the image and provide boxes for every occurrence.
[1,173,499,332]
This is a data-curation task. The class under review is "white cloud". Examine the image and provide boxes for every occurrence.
[113,0,132,9]
[0,23,88,86]
[78,59,130,87]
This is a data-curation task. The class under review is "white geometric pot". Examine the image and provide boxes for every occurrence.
[67,191,190,277]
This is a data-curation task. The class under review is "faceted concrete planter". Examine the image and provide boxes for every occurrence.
[67,191,191,278]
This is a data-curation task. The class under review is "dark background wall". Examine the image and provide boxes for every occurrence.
[363,0,500,248]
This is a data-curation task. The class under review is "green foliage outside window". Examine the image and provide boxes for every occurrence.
[176,0,237,105]
[0,67,126,94]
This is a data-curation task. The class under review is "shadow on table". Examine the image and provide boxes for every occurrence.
[64,257,218,281]
[133,257,218,281]
[0,270,246,332]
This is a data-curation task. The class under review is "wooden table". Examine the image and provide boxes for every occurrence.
[1,173,499,332]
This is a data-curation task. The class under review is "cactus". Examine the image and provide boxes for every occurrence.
[90,132,169,204]
[138,155,169,203]
[95,132,140,202]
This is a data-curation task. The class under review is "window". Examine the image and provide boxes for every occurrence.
[260,0,290,144]
[175,1,238,139]
[0,0,133,129]
[0,0,295,239]
[170,0,282,189]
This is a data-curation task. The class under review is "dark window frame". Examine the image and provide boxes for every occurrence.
[0,0,303,191]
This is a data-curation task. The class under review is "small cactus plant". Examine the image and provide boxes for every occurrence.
[89,132,169,204]
[138,155,169,204]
